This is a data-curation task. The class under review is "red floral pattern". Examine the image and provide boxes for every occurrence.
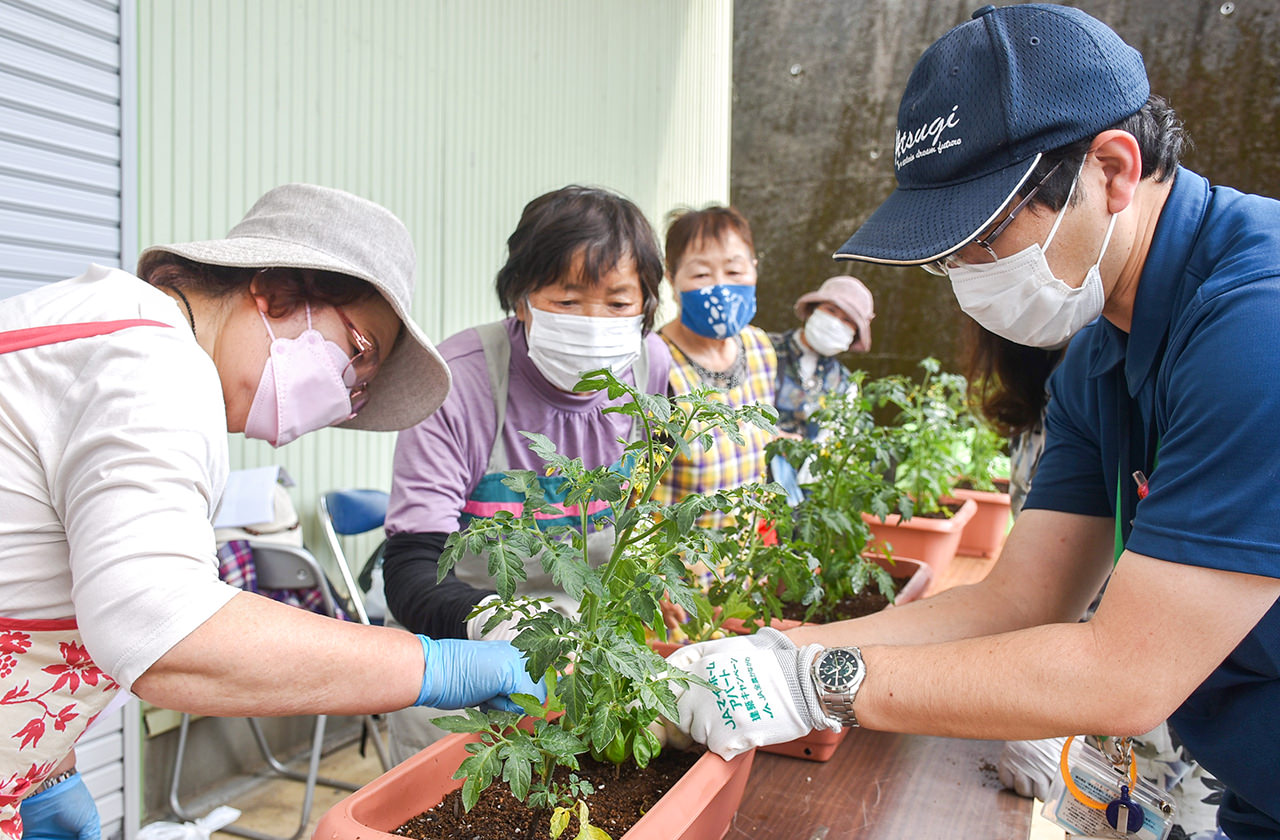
[0,623,118,839]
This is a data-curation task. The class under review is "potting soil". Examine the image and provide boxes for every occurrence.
[393,747,700,840]
[780,574,912,624]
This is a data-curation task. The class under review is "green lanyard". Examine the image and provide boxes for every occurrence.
[1113,443,1158,564]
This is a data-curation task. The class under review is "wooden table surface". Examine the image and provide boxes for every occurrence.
[727,728,1032,839]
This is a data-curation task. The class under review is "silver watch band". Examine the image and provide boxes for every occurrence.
[31,768,77,796]
[820,690,860,727]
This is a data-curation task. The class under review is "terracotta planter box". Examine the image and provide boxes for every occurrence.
[952,484,1012,559]
[862,497,977,579]
[313,728,755,840]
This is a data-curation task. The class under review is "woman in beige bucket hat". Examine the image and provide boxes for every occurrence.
[0,184,542,834]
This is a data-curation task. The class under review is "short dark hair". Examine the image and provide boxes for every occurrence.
[1025,94,1190,211]
[494,185,664,332]
[142,255,375,319]
[664,205,755,279]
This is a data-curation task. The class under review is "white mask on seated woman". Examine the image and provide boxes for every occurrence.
[803,309,856,357]
[525,305,644,392]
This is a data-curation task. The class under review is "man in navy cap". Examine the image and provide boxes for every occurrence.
[670,6,1280,837]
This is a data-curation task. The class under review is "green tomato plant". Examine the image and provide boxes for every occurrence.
[954,404,1012,492]
[871,357,970,516]
[433,368,780,840]
[756,374,908,624]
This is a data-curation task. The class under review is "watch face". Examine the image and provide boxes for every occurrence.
[817,648,861,690]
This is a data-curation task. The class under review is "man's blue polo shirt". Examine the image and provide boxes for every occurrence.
[1025,168,1280,839]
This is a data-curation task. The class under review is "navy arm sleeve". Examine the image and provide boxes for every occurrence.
[381,532,497,639]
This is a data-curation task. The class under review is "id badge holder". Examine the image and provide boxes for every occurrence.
[1041,736,1176,840]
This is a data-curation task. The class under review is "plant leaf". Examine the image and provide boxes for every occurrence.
[433,708,492,734]
[550,807,572,840]
[499,744,533,802]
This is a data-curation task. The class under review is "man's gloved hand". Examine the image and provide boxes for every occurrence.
[667,627,832,759]
[20,772,100,840]
[997,737,1066,800]
[415,635,546,712]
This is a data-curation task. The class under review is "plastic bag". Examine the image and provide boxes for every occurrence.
[137,806,241,840]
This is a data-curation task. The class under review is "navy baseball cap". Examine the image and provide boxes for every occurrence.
[835,4,1149,266]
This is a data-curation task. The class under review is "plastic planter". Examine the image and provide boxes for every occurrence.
[313,729,755,840]
[862,497,978,579]
[951,484,1012,559]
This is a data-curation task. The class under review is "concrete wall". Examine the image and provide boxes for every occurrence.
[732,0,1280,379]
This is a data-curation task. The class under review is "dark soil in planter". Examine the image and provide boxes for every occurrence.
[393,748,701,840]
[914,500,967,520]
[954,477,1011,493]
[779,574,913,624]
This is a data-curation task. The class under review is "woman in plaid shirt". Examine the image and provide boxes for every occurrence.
[653,205,777,527]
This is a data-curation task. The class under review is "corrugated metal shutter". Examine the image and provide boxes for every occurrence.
[0,2,140,838]
[0,0,127,297]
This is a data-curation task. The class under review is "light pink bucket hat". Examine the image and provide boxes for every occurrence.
[794,275,875,352]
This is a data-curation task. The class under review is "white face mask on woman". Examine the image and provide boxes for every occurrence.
[948,169,1118,349]
[803,309,856,357]
[525,305,644,392]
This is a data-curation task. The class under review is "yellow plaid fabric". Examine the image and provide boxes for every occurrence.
[655,325,777,527]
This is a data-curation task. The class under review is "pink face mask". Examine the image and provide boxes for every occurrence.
[243,304,357,447]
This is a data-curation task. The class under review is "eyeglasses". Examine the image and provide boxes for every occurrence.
[921,159,1065,276]
[335,307,379,415]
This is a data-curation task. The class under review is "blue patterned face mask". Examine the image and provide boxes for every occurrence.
[679,283,757,339]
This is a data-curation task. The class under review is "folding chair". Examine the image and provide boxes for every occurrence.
[317,489,389,627]
[316,489,392,768]
[167,542,379,840]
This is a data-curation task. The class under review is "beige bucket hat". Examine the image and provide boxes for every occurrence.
[138,184,450,431]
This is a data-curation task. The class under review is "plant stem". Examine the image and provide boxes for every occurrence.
[597,408,697,593]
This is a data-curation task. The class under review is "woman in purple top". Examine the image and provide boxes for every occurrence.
[381,185,671,761]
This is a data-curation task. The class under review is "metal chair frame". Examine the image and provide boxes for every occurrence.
[316,490,389,627]
[316,489,393,769]
[167,542,381,840]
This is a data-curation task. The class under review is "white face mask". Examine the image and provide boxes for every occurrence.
[525,305,644,392]
[803,309,856,357]
[948,171,1118,349]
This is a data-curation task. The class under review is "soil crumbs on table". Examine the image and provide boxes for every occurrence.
[394,748,700,840]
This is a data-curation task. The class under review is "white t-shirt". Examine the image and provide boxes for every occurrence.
[0,265,239,690]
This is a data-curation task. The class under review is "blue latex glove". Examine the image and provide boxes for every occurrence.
[415,635,545,712]
[20,772,100,840]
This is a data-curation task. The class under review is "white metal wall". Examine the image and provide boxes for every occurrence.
[0,1,141,837]
[136,1,734,572]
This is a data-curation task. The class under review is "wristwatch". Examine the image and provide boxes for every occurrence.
[32,768,77,796]
[811,646,866,727]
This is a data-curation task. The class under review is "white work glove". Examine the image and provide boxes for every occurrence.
[667,627,832,759]
[466,595,549,642]
[997,737,1066,800]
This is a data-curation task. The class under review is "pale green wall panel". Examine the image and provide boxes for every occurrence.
[136,0,731,574]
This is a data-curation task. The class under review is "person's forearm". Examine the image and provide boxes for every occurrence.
[853,621,1138,740]
[797,552,1280,743]
[382,532,493,638]
[790,508,1116,649]
[132,592,423,716]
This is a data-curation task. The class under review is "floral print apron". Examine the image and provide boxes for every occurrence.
[0,319,170,839]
